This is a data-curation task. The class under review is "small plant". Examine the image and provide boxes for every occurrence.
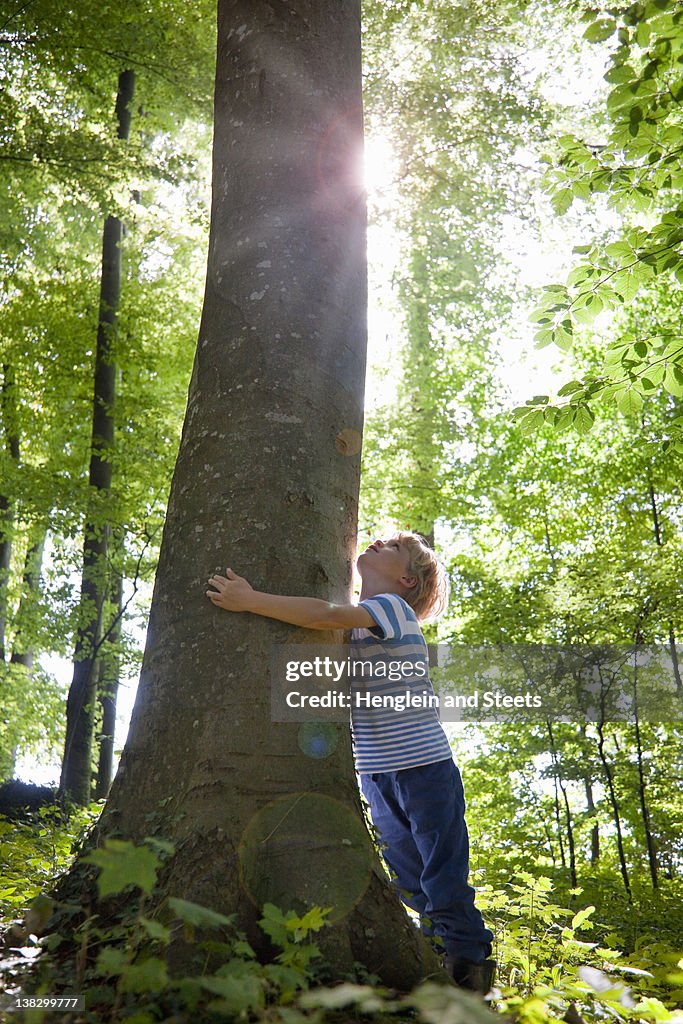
[6,835,335,1021]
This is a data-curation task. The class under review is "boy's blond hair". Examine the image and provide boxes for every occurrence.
[392,531,449,622]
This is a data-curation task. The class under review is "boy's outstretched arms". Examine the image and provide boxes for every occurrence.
[206,568,375,631]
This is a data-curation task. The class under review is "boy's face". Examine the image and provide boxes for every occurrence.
[357,537,416,591]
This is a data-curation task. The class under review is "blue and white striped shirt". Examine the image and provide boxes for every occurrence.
[350,593,452,774]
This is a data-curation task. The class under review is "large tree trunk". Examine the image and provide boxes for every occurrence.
[76,0,439,988]
[59,70,135,805]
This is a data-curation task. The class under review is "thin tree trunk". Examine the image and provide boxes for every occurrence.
[553,774,567,870]
[9,525,47,670]
[0,364,20,662]
[596,719,631,899]
[580,726,599,864]
[94,574,123,799]
[53,1,443,988]
[631,655,658,888]
[399,243,438,548]
[584,778,600,864]
[646,473,682,693]
[547,722,576,885]
[60,69,135,805]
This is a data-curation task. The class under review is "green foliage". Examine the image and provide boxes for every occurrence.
[0,0,214,775]
[517,0,683,443]
[5,834,339,1021]
[0,663,65,775]
[166,896,236,934]
[0,802,101,917]
[1,819,682,1022]
[360,0,550,537]
[83,838,163,898]
[1,1,682,1022]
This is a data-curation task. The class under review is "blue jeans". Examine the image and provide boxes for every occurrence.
[360,758,493,962]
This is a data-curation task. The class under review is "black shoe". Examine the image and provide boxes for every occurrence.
[445,957,497,995]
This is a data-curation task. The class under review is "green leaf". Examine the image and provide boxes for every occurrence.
[662,338,683,359]
[534,328,554,349]
[200,973,265,1014]
[642,363,664,385]
[142,837,176,857]
[583,18,617,42]
[604,63,636,85]
[84,840,160,897]
[285,905,331,935]
[299,983,385,1012]
[573,405,595,434]
[664,366,683,397]
[259,903,290,946]
[167,897,236,930]
[139,917,171,943]
[571,905,596,931]
[607,82,639,112]
[617,271,641,302]
[518,409,544,436]
[120,957,169,994]
[233,939,257,959]
[617,388,643,416]
[555,407,576,432]
[551,189,574,215]
[605,241,633,260]
[557,381,584,397]
[96,947,128,977]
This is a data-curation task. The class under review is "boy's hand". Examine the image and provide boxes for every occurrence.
[206,568,254,612]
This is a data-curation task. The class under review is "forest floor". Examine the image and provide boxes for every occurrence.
[0,802,681,1024]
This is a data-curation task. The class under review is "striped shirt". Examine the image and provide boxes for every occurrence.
[350,593,452,774]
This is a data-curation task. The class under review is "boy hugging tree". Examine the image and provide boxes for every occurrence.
[206,531,495,995]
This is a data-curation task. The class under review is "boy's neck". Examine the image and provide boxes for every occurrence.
[359,580,404,602]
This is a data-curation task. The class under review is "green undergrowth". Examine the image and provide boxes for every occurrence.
[0,806,681,1023]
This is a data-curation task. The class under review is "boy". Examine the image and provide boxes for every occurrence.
[206,531,495,994]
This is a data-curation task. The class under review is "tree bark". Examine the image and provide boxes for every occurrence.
[547,722,576,886]
[59,70,135,805]
[630,657,658,889]
[399,242,438,548]
[579,726,599,864]
[596,720,631,899]
[94,574,123,800]
[0,364,20,662]
[552,774,567,870]
[9,524,47,671]
[646,473,682,693]
[65,0,440,988]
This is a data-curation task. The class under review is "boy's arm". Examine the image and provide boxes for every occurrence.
[206,568,375,630]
